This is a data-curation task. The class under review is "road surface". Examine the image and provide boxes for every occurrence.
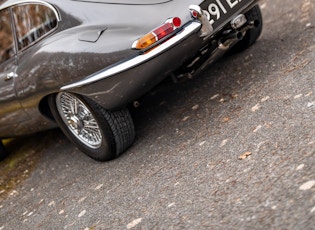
[1,0,314,229]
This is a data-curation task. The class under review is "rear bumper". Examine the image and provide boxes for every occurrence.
[61,21,204,110]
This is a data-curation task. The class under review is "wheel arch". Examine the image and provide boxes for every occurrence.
[38,94,56,122]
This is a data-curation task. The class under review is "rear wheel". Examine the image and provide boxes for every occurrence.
[0,139,8,161]
[48,92,135,161]
[232,5,263,52]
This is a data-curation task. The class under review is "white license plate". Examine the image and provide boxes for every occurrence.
[201,0,254,29]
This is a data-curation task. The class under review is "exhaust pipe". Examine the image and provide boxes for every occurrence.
[171,16,261,82]
[231,14,260,31]
[219,18,260,50]
[219,31,244,50]
[240,19,260,32]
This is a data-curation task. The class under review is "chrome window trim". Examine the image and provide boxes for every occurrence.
[0,8,16,64]
[0,0,61,21]
[61,21,202,91]
[10,1,61,52]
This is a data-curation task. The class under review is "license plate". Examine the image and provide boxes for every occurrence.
[200,0,254,30]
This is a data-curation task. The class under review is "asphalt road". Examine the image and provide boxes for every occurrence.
[1,0,314,229]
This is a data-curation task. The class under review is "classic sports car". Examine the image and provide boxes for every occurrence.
[0,0,263,161]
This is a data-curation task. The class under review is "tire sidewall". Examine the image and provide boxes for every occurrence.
[230,5,263,53]
[48,93,116,161]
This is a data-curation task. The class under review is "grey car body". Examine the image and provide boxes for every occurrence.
[0,0,262,161]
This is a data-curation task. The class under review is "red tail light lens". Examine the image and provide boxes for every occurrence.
[132,17,182,50]
[172,17,181,27]
[153,23,173,40]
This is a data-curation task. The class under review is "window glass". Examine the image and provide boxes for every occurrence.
[0,9,15,63]
[12,4,58,50]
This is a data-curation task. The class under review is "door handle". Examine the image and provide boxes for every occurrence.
[4,72,17,81]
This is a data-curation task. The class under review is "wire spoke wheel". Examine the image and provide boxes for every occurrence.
[49,92,135,161]
[56,92,102,149]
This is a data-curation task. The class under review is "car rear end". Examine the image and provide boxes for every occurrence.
[60,0,261,110]
[0,0,262,161]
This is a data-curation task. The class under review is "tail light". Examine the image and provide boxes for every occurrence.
[132,17,182,50]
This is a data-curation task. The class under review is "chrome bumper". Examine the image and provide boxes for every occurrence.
[61,20,205,110]
[61,21,203,91]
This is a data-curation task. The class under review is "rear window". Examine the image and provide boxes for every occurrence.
[0,9,15,63]
[12,3,58,50]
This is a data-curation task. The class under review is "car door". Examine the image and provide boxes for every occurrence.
[0,8,29,126]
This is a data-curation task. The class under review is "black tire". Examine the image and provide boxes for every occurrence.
[231,5,263,52]
[48,92,135,161]
[0,139,8,161]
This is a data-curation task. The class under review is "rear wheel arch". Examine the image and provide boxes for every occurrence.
[39,95,55,122]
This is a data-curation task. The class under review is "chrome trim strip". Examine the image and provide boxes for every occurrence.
[61,21,202,90]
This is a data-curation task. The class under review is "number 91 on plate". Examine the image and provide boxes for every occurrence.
[204,0,242,25]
